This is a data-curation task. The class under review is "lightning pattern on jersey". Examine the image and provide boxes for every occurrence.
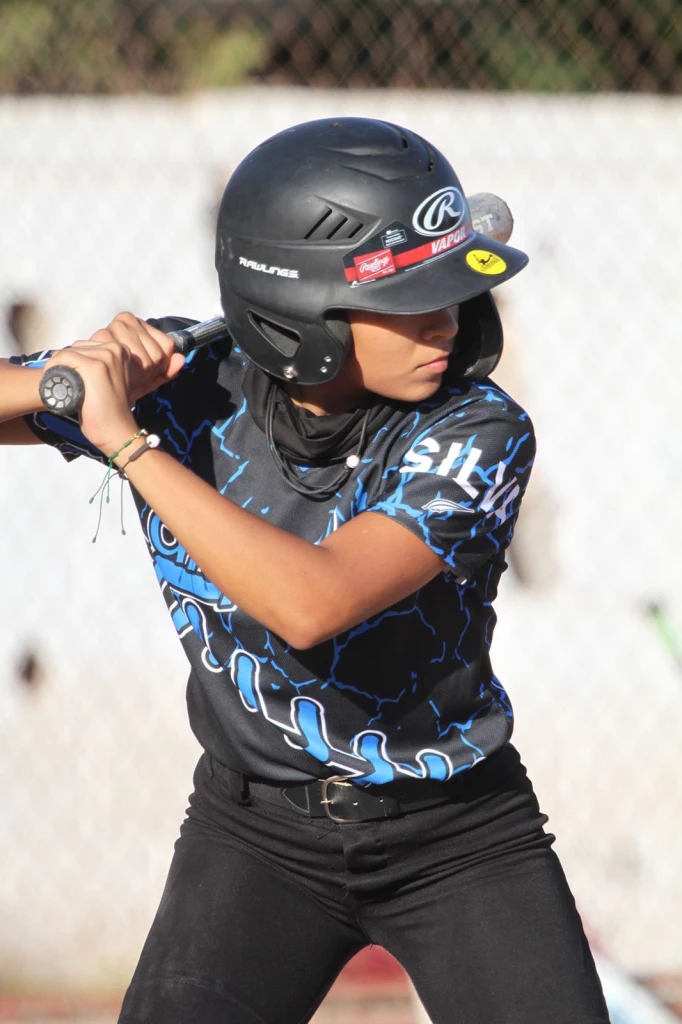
[14,334,534,784]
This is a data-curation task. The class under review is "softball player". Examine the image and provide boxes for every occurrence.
[0,118,610,1024]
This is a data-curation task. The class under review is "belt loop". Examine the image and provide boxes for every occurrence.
[237,774,252,807]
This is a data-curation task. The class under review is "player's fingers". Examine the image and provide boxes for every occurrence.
[113,313,178,374]
[127,357,184,404]
[57,318,184,402]
[73,337,130,366]
[120,317,186,385]
[44,343,131,394]
[136,318,179,358]
[83,315,175,367]
[84,330,143,383]
[167,351,186,379]
[109,312,177,362]
[85,314,161,372]
[48,340,130,365]
[99,315,162,370]
[72,335,140,363]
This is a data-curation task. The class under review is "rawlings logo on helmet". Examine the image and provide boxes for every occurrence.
[412,187,466,237]
[353,247,396,283]
[359,254,392,275]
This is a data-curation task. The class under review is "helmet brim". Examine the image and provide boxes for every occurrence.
[328,232,528,316]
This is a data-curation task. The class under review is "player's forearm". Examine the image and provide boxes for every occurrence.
[0,361,45,423]
[119,445,342,648]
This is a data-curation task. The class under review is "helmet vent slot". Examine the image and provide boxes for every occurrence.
[326,216,348,239]
[304,203,365,242]
[305,207,333,239]
[249,313,301,359]
[327,216,365,240]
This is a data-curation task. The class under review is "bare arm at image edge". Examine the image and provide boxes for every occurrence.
[0,360,46,443]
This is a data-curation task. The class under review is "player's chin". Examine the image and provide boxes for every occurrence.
[406,367,449,399]
[373,375,444,404]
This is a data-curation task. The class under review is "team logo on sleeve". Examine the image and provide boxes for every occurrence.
[401,434,524,524]
[400,438,482,497]
[422,498,475,515]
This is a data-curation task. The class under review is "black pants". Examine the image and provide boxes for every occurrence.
[119,746,610,1024]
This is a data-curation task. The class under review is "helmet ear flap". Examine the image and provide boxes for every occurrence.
[323,313,353,350]
[447,292,503,381]
[225,299,351,383]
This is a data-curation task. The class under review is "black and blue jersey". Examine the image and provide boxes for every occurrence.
[16,318,535,785]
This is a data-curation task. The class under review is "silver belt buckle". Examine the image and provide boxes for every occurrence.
[320,775,365,824]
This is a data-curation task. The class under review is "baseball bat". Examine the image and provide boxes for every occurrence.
[38,192,514,417]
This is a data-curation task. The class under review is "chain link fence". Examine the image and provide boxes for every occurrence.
[1,0,681,1015]
[1,0,682,92]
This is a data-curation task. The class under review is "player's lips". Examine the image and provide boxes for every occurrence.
[416,350,452,372]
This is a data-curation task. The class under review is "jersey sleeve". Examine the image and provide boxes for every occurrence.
[364,387,536,582]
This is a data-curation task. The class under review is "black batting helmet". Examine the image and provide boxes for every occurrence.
[215,117,528,385]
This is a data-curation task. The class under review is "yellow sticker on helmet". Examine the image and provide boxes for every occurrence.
[466,250,507,275]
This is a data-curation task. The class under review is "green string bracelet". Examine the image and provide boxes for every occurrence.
[89,429,148,541]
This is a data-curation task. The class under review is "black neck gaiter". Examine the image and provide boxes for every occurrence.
[242,362,398,466]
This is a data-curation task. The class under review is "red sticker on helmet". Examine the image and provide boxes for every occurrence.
[353,248,396,283]
[344,221,471,286]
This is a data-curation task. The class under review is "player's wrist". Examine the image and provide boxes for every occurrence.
[117,432,162,474]
[99,424,147,464]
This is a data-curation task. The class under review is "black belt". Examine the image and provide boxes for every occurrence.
[214,748,511,825]
[280,773,460,824]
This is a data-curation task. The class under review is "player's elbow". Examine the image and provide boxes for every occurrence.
[280,616,334,651]
[278,597,351,651]
[273,560,368,649]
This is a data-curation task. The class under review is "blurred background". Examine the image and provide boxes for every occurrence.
[1,1,681,1022]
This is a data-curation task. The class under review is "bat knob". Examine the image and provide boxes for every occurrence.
[39,365,85,416]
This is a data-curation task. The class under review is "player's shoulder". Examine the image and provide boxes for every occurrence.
[368,378,535,493]
[446,375,529,414]
[455,376,533,433]
[396,376,533,442]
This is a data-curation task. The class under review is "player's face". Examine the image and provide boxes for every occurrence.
[346,305,460,402]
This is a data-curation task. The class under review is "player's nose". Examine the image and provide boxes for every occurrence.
[421,306,459,344]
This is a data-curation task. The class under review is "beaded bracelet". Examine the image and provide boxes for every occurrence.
[120,433,161,473]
